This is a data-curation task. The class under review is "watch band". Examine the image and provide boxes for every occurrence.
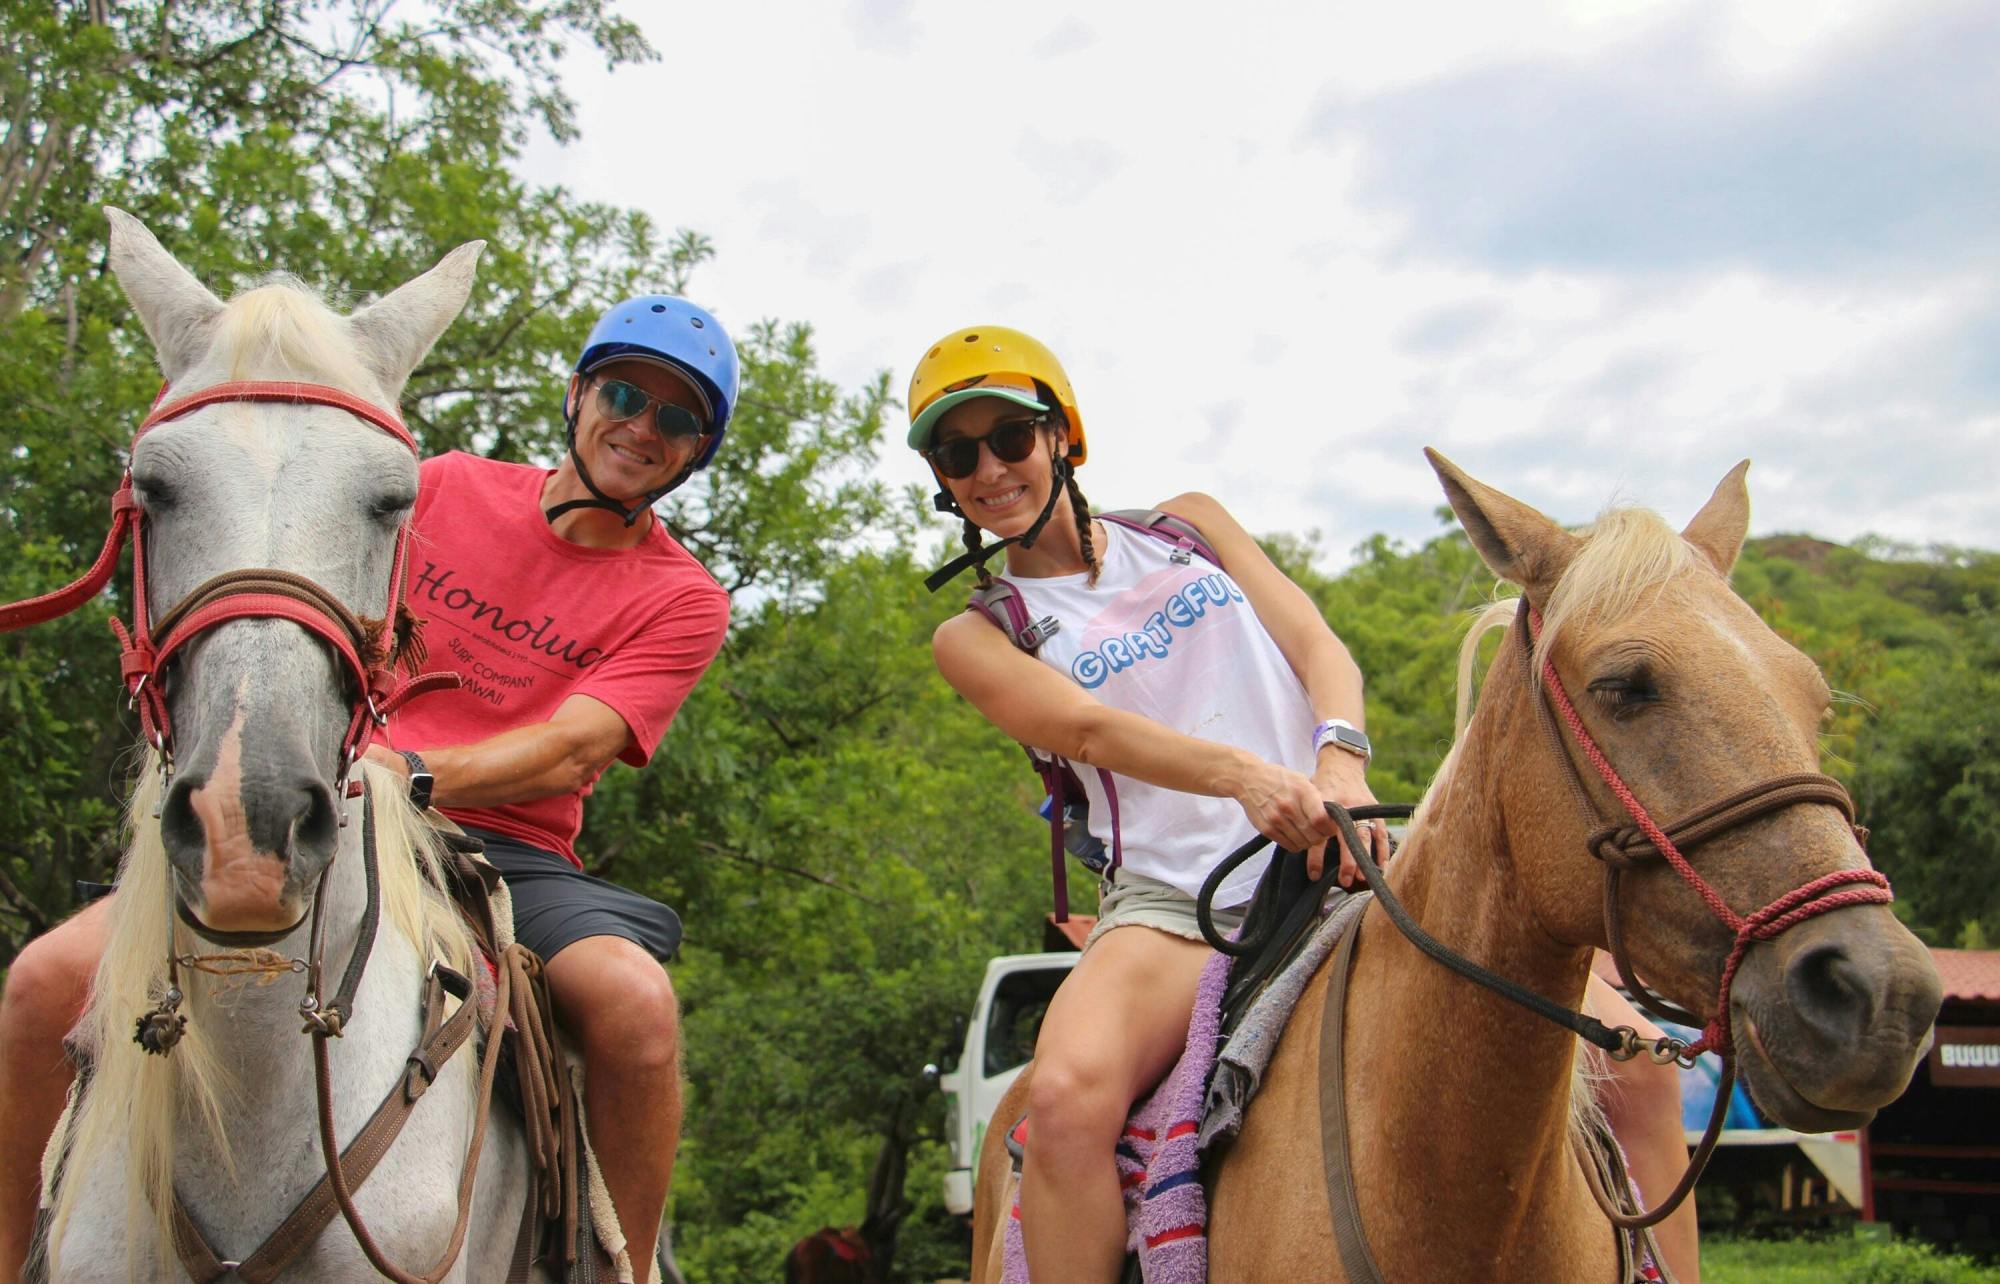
[1312,718,1372,763]
[399,750,434,810]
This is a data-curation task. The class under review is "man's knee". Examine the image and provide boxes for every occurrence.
[0,916,105,1052]
[559,942,679,1075]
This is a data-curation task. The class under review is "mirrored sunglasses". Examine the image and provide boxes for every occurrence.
[926,418,1045,481]
[594,378,707,443]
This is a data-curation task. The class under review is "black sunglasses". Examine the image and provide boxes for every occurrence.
[926,418,1048,481]
[592,377,707,443]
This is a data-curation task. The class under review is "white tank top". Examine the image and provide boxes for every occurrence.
[1005,519,1317,907]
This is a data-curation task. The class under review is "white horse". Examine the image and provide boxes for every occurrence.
[36,211,562,1282]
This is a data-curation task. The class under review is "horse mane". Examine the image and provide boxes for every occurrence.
[46,757,473,1273]
[212,275,377,391]
[1532,506,1698,675]
[1415,503,1705,1169]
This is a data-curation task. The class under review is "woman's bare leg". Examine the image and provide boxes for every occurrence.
[1588,969,1701,1283]
[1020,926,1212,1284]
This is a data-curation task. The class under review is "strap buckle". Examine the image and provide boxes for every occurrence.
[1019,615,1061,649]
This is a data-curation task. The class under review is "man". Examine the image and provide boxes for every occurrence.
[0,296,734,1278]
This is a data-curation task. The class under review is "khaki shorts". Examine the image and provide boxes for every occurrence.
[1084,867,1249,950]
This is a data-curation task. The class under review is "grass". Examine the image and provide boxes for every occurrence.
[1704,1234,2000,1284]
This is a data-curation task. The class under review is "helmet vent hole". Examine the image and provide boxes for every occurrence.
[928,346,941,358]
[963,333,979,343]
[650,303,667,313]
[691,317,704,328]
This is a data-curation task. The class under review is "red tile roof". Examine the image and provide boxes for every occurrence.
[1931,948,2000,1002]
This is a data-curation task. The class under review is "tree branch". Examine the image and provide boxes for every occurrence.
[693,840,886,908]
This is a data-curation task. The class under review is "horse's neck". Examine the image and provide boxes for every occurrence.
[176,822,429,1208]
[1342,705,1609,1273]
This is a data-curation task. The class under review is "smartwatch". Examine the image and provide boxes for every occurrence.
[399,750,435,811]
[1312,718,1372,763]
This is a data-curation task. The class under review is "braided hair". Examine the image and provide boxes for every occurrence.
[1065,466,1100,588]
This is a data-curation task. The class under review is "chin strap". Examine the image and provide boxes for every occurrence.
[541,401,695,527]
[923,458,1069,593]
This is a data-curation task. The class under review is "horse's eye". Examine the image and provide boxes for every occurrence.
[131,472,177,512]
[368,490,415,522]
[1587,672,1660,716]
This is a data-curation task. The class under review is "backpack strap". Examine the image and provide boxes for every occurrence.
[967,541,1164,920]
[966,576,1062,654]
[1099,508,1219,568]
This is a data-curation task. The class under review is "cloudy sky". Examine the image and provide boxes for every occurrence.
[524,0,1999,562]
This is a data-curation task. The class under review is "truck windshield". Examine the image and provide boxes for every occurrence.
[985,967,1069,1078]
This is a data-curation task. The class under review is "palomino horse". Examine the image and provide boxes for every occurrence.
[973,453,1943,1281]
[25,211,581,1281]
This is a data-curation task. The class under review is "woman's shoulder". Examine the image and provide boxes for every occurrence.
[1149,490,1233,535]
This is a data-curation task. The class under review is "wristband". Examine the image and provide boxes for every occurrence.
[1312,718,1371,763]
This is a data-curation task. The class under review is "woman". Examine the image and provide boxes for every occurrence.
[908,325,1383,1280]
[908,325,1702,1283]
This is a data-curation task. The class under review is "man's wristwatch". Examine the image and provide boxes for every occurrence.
[399,750,435,810]
[1312,718,1372,764]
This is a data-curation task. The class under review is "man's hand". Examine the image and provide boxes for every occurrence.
[362,743,411,782]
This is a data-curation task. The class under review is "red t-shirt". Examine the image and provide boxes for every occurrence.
[387,451,730,866]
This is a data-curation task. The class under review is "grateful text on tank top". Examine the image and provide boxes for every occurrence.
[1005,519,1317,906]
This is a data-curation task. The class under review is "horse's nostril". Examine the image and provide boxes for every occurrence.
[294,781,339,856]
[159,774,207,856]
[1784,941,1877,1035]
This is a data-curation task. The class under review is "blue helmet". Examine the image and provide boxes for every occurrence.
[575,295,740,472]
[547,295,742,525]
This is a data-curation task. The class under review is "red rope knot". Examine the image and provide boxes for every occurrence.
[1691,868,1894,1057]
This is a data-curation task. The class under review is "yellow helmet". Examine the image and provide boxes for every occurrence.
[906,325,1087,466]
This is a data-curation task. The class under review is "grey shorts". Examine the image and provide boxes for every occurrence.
[460,826,682,964]
[1084,868,1248,951]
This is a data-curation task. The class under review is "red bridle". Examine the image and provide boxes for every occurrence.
[1525,607,1892,1058]
[0,380,458,804]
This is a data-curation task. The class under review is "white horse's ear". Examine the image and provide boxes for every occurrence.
[105,207,225,383]
[1425,447,1581,598]
[347,241,485,397]
[1682,460,1751,576]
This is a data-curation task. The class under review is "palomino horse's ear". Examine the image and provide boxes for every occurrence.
[347,240,486,398]
[1681,459,1751,575]
[105,207,225,384]
[1424,447,1581,598]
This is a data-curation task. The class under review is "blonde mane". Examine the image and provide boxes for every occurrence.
[1532,506,1697,674]
[212,277,377,391]
[47,758,472,1272]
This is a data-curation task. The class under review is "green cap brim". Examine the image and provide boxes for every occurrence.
[907,386,1048,450]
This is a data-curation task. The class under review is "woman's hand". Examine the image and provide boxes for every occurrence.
[1311,753,1381,886]
[1234,756,1343,856]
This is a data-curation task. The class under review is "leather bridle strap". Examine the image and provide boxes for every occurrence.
[1317,905,1387,1284]
[166,964,476,1283]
